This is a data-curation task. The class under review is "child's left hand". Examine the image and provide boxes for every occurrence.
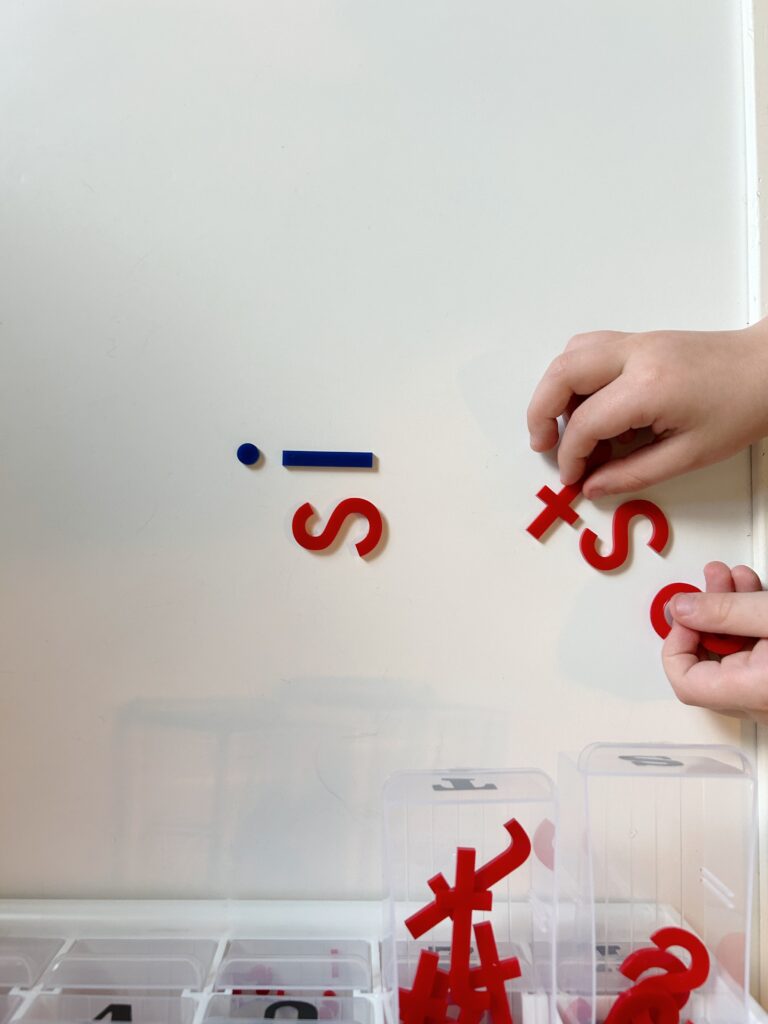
[664,561,768,723]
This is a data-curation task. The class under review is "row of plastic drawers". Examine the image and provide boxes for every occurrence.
[1,933,765,1024]
[0,994,377,1024]
[0,938,375,1024]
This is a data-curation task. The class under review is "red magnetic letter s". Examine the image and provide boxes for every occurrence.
[580,499,670,572]
[292,498,383,558]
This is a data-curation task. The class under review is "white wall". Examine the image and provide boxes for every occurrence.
[0,0,754,898]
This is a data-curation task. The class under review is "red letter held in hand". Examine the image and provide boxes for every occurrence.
[650,581,747,656]
[526,483,582,541]
[469,922,521,1024]
[526,441,613,542]
[292,498,383,558]
[579,500,670,572]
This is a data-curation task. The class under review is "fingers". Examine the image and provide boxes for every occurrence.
[703,560,734,594]
[662,562,733,671]
[664,637,768,714]
[527,336,627,454]
[581,435,693,498]
[669,590,768,638]
[556,380,650,485]
[663,564,768,716]
[662,608,753,712]
[732,564,763,592]
[564,330,628,352]
[662,619,701,683]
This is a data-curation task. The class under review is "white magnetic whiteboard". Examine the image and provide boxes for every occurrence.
[0,0,755,898]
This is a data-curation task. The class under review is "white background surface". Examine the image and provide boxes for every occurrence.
[0,1,755,898]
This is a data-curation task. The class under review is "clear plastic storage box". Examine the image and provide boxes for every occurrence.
[382,769,558,1024]
[557,744,756,1024]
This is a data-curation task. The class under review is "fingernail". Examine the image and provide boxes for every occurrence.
[672,595,696,616]
[586,484,604,499]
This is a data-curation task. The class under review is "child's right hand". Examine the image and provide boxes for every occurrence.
[526,320,768,499]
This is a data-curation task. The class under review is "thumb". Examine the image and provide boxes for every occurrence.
[582,436,692,498]
[670,591,768,638]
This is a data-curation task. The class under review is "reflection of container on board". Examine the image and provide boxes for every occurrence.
[112,683,519,898]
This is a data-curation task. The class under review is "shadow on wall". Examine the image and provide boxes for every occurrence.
[111,679,519,900]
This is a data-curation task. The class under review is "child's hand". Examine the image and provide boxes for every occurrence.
[663,561,768,723]
[527,321,768,498]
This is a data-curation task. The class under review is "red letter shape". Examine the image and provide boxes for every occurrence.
[469,922,521,1024]
[603,987,679,1024]
[425,848,492,997]
[526,482,583,541]
[650,581,747,656]
[611,927,709,1024]
[579,500,670,572]
[398,951,450,1024]
[292,498,383,558]
[645,927,709,996]
[526,440,614,542]
[405,820,531,939]
[448,985,490,1024]
[619,948,688,1011]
